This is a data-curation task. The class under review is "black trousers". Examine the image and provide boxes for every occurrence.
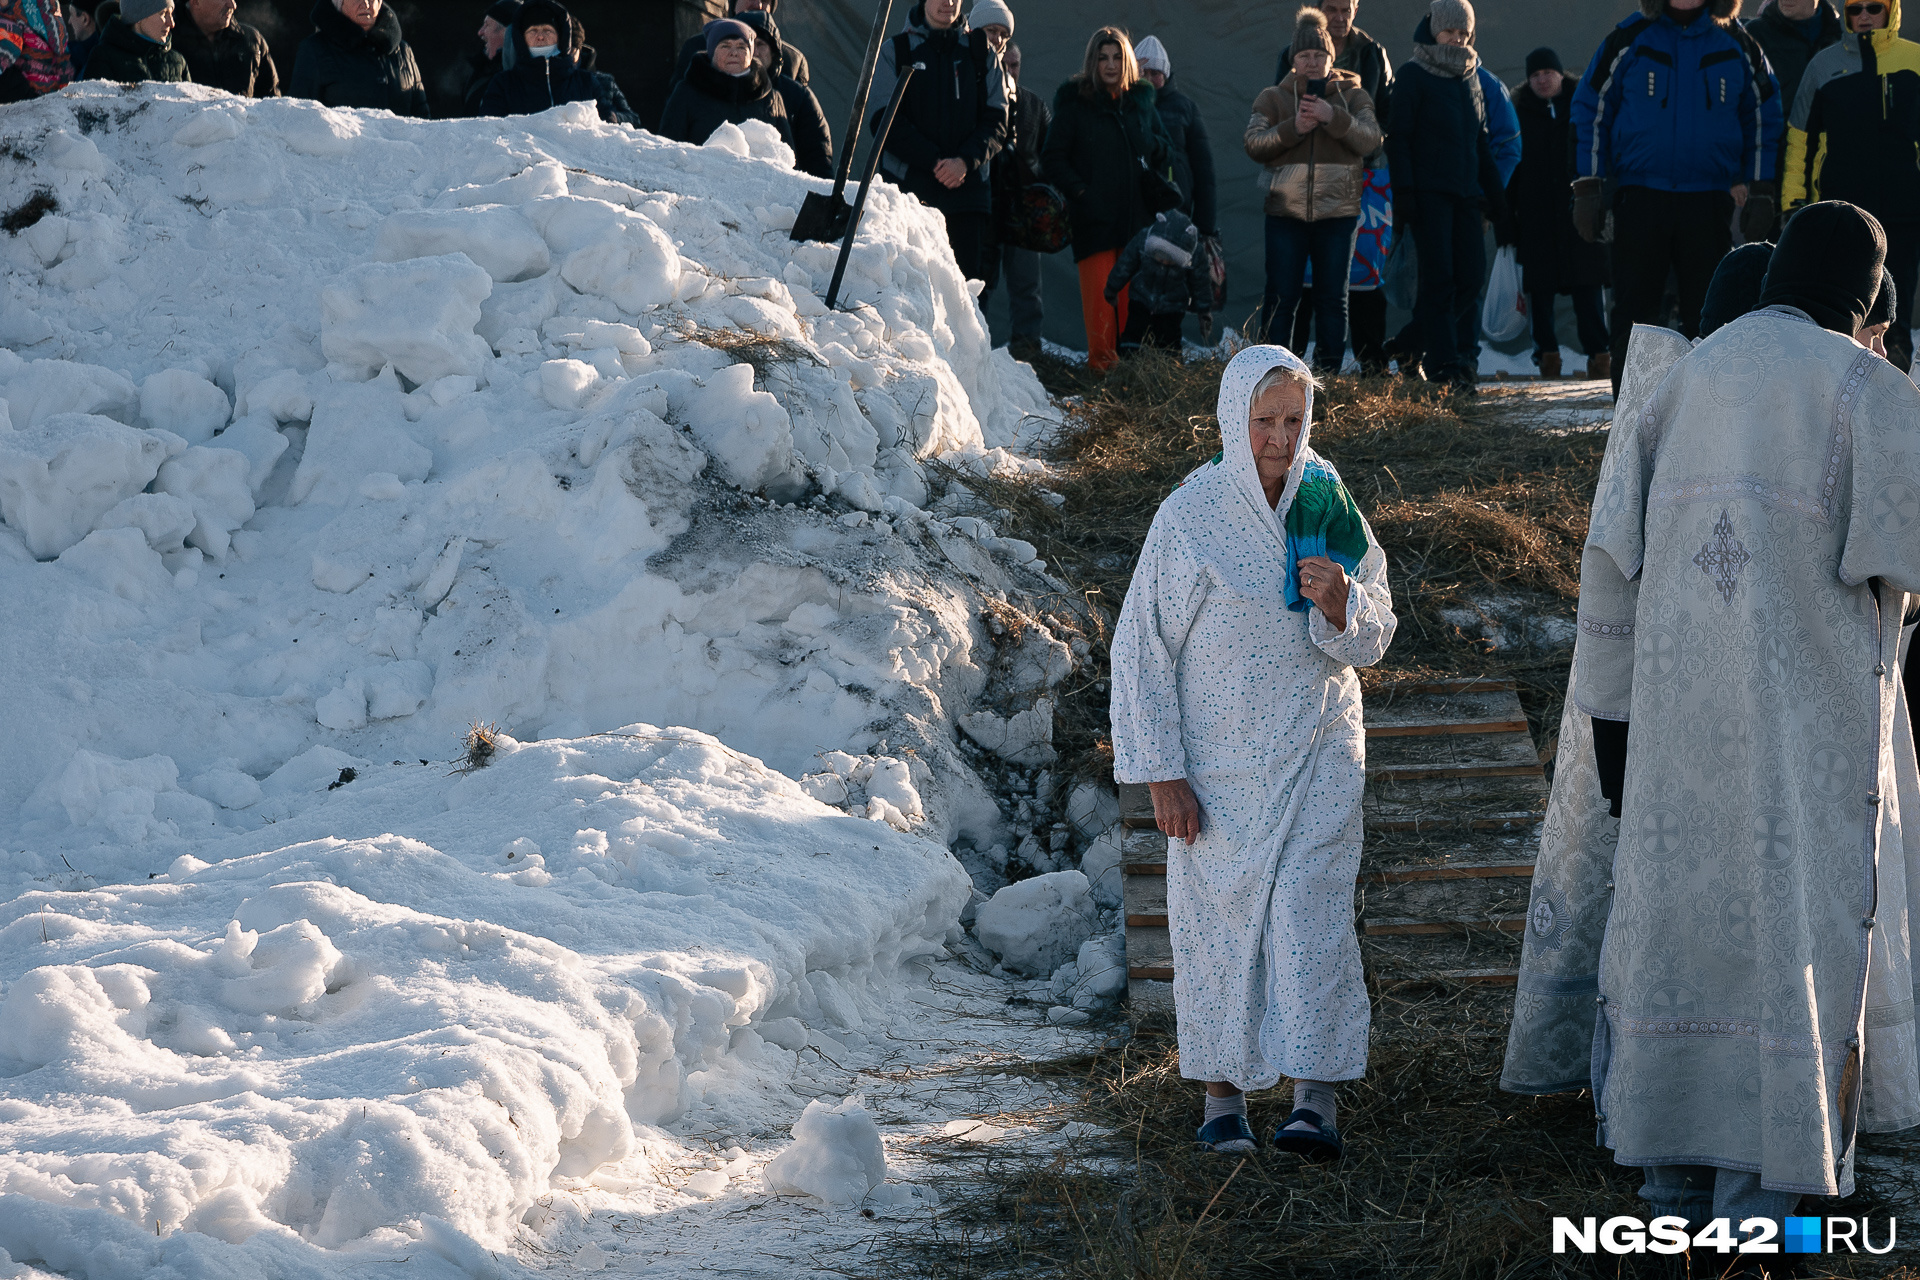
[1883,219,1919,370]
[1119,307,1186,352]
[941,208,995,305]
[1529,285,1610,358]
[1409,193,1487,382]
[1291,288,1388,372]
[1608,186,1733,394]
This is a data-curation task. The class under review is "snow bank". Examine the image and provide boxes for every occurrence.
[0,83,1079,1273]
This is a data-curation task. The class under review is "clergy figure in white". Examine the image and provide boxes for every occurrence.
[1110,346,1396,1158]
[1506,202,1920,1236]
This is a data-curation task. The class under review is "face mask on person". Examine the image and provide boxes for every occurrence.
[530,43,559,57]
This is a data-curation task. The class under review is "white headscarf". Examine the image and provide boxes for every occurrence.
[1212,344,1319,553]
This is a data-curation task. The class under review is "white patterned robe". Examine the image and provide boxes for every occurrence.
[1110,346,1397,1090]
[1531,308,1920,1196]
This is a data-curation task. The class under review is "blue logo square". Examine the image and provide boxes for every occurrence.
[1784,1217,1823,1253]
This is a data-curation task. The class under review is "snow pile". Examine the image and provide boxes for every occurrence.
[760,1097,891,1206]
[0,82,1091,1273]
[973,870,1099,977]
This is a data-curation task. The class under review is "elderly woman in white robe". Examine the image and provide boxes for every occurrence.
[1110,345,1397,1160]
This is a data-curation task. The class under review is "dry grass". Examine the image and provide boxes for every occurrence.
[870,996,1917,1279]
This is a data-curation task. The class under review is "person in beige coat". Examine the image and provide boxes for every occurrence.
[1248,6,1381,373]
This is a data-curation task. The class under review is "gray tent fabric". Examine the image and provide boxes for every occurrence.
[772,0,1627,352]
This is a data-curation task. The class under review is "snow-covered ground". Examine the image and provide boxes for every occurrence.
[0,83,1121,1278]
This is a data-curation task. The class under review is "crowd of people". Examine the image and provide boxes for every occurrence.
[0,0,1914,390]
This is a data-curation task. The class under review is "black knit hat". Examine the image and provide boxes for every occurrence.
[1868,267,1898,330]
[1760,201,1888,335]
[486,0,523,23]
[1699,242,1773,338]
[1525,47,1562,75]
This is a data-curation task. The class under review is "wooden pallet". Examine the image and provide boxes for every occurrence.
[1122,678,1546,1011]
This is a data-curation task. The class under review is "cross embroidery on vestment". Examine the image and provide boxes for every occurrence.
[1693,509,1751,605]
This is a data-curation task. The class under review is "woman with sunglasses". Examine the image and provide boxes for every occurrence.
[1781,0,1920,373]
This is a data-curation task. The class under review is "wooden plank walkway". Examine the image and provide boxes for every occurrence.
[1123,677,1546,1012]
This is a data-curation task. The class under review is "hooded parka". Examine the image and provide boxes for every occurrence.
[83,16,188,83]
[289,0,427,117]
[479,0,599,118]
[172,11,277,96]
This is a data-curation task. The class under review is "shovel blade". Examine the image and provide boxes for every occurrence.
[790,191,852,243]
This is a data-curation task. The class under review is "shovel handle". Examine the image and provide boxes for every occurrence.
[825,62,920,311]
[832,0,896,199]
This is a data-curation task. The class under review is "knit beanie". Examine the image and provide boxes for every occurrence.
[1760,201,1888,335]
[1430,0,1475,37]
[970,0,1015,36]
[705,17,755,58]
[1525,47,1562,75]
[1868,267,1898,330]
[1291,8,1332,57]
[1135,34,1171,75]
[518,0,569,36]
[486,0,523,24]
[1698,242,1773,338]
[121,0,169,23]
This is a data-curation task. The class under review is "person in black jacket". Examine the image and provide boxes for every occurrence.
[670,0,808,91]
[1133,37,1217,240]
[1744,0,1842,222]
[571,19,635,126]
[659,19,793,152]
[1042,27,1170,371]
[173,0,275,95]
[459,0,519,116]
[740,9,830,177]
[1275,0,1393,372]
[875,0,1010,298]
[1506,48,1609,380]
[479,0,597,118]
[85,0,190,82]
[289,0,427,117]
[985,30,1049,357]
[1385,0,1503,396]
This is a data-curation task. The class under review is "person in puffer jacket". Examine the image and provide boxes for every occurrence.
[1571,0,1782,393]
[1249,6,1381,374]
[1105,209,1212,354]
[479,0,598,118]
[1781,0,1920,371]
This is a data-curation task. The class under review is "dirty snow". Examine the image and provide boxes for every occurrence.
[0,83,1114,1278]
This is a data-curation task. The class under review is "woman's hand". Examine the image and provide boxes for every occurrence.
[1293,101,1320,134]
[1149,778,1204,845]
[1300,94,1335,126]
[1298,556,1350,631]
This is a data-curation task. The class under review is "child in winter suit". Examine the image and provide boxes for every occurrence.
[1106,209,1213,355]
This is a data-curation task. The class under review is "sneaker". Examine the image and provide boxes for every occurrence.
[1196,1113,1258,1154]
[1269,1107,1343,1163]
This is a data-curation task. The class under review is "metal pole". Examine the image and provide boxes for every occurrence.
[832,0,896,199]
[825,63,920,311]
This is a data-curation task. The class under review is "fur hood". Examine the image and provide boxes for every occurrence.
[1639,0,1743,20]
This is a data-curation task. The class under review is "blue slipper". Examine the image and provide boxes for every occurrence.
[1196,1113,1258,1153]
[1270,1108,1343,1163]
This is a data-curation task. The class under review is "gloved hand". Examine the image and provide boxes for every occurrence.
[1572,177,1606,243]
[1740,180,1777,244]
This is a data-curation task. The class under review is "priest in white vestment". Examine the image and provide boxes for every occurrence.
[1506,203,1920,1239]
[1110,346,1397,1160]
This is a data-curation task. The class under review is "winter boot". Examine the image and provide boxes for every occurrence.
[1537,350,1562,379]
[1583,352,1611,384]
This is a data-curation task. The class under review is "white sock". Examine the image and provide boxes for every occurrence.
[1289,1080,1337,1131]
[1202,1090,1247,1126]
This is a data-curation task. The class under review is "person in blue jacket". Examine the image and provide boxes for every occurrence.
[1379,8,1519,381]
[1572,0,1782,394]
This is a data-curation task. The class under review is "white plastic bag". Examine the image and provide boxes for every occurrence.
[1481,246,1528,343]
